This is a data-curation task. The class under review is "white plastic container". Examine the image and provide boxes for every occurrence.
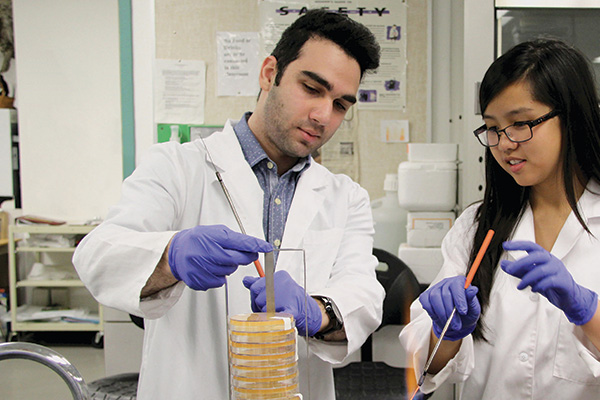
[169,125,180,143]
[397,161,457,211]
[407,143,458,162]
[371,173,407,255]
[398,244,443,284]
[407,211,455,247]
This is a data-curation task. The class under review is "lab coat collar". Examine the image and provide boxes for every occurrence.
[200,119,329,248]
[552,179,600,259]
[280,164,327,249]
[202,121,265,240]
[584,179,600,219]
[508,179,600,261]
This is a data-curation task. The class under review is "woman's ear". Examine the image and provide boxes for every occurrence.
[258,55,278,92]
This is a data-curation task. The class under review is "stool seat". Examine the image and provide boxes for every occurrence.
[88,372,138,399]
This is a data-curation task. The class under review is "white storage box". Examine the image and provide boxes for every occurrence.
[407,211,455,247]
[407,143,458,162]
[398,244,443,284]
[397,161,457,211]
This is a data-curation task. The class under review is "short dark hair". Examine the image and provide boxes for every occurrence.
[270,9,380,85]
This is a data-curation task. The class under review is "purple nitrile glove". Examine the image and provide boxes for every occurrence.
[168,224,272,291]
[419,276,481,341]
[501,240,598,326]
[242,270,322,337]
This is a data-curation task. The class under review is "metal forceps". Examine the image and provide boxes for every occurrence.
[199,135,265,277]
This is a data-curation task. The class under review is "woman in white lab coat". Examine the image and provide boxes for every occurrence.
[401,38,600,399]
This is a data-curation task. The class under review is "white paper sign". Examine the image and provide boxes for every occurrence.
[154,59,206,124]
[380,119,409,142]
[259,0,408,110]
[216,32,260,96]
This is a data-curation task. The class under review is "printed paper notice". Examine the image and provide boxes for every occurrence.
[356,1,408,111]
[154,59,206,124]
[260,0,408,110]
[319,119,359,180]
[380,120,409,142]
[217,32,260,96]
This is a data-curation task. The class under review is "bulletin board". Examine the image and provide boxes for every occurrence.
[154,0,429,199]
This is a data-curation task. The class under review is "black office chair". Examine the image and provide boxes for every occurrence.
[333,248,430,400]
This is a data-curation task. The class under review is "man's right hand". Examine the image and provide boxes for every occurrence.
[168,225,272,291]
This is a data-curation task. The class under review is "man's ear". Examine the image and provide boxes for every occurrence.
[258,55,278,92]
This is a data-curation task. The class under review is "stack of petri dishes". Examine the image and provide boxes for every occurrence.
[229,312,302,400]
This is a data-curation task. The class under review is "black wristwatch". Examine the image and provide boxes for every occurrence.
[312,295,343,339]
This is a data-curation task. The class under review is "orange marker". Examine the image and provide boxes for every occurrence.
[409,229,495,400]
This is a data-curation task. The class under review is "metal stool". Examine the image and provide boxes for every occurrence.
[0,341,138,400]
[0,341,88,399]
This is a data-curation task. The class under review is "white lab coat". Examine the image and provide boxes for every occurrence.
[73,120,384,400]
[400,180,600,399]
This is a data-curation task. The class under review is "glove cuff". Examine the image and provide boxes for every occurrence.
[307,296,323,337]
[433,328,473,342]
[167,234,182,281]
[567,289,598,326]
[432,316,477,342]
[296,295,323,337]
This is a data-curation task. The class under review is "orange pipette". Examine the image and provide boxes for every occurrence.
[253,260,265,278]
[409,229,495,400]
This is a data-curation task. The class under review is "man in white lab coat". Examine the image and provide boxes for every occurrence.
[73,9,384,399]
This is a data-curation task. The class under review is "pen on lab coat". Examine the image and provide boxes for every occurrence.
[409,229,495,400]
[199,136,265,277]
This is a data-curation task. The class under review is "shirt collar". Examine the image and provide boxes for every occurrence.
[233,112,312,172]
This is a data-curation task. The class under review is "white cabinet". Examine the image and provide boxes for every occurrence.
[103,307,143,375]
[7,224,103,337]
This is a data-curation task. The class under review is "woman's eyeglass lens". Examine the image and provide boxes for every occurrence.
[473,110,560,147]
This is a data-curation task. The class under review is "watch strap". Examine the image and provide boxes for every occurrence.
[312,295,343,339]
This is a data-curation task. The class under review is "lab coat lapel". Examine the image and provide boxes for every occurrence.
[281,165,326,249]
[508,181,600,261]
[204,122,265,239]
[551,210,585,260]
[552,180,600,260]
[506,205,536,261]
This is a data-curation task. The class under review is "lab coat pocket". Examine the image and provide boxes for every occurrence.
[301,228,343,291]
[553,317,600,384]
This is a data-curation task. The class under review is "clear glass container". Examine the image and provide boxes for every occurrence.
[228,312,301,400]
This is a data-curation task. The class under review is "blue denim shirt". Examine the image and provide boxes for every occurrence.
[233,112,311,250]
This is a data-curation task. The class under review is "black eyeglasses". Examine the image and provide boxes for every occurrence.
[473,110,561,148]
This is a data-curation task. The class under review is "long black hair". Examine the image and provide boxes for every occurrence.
[470,38,600,341]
